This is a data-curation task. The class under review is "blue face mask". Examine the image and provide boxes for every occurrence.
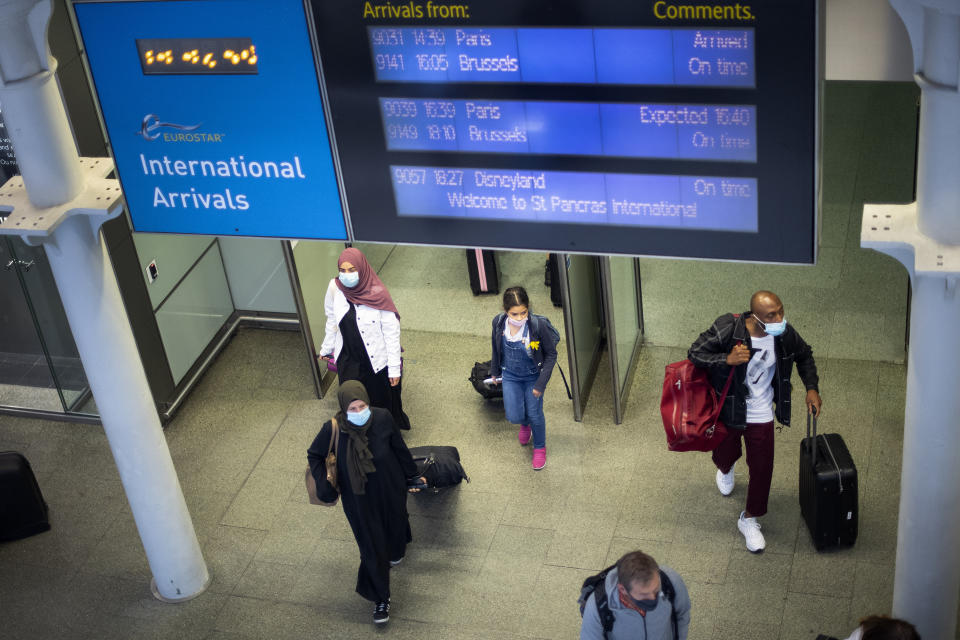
[347,407,371,426]
[754,314,787,337]
[339,271,360,288]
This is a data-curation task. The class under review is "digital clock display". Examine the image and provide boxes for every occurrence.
[136,37,258,75]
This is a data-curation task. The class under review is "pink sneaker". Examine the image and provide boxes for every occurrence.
[517,424,532,445]
[532,448,546,470]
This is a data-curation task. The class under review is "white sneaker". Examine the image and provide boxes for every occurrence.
[716,464,735,496]
[738,511,766,553]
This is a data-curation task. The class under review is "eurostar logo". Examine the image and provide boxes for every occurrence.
[137,114,201,141]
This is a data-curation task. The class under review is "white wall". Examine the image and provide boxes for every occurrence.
[826,0,914,81]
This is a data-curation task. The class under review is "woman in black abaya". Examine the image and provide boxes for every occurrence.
[307,380,424,625]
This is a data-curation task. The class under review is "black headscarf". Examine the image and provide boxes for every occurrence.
[336,380,377,494]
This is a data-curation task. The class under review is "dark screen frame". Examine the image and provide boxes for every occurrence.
[309,0,820,264]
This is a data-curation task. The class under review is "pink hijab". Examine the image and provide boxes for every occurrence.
[335,247,400,319]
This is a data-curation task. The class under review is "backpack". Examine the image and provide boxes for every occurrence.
[578,566,678,640]
[535,316,574,399]
[535,314,562,346]
[494,313,562,345]
[486,314,573,400]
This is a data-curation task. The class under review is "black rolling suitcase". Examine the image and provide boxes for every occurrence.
[799,414,858,550]
[469,360,503,400]
[547,254,563,308]
[409,446,470,490]
[0,451,51,542]
[466,249,500,295]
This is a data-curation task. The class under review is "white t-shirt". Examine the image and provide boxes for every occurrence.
[745,334,775,423]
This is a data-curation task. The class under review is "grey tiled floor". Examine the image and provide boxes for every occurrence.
[0,326,909,639]
[0,81,943,639]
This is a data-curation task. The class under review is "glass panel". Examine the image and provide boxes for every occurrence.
[0,239,62,411]
[7,237,93,412]
[218,237,296,313]
[0,105,17,185]
[155,245,234,384]
[291,240,346,355]
[133,233,218,310]
[566,254,603,395]
[352,242,394,273]
[609,256,640,394]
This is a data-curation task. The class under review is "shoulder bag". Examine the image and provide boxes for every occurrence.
[305,418,340,506]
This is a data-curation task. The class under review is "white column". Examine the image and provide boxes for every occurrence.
[44,214,211,601]
[894,274,960,636]
[913,10,960,242]
[0,0,209,601]
[0,66,83,208]
[872,2,960,637]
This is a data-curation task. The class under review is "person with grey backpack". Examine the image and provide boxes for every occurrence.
[579,550,691,640]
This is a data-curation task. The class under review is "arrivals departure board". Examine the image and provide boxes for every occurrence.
[311,0,820,263]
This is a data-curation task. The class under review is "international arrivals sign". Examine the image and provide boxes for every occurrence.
[73,0,347,240]
[137,151,309,212]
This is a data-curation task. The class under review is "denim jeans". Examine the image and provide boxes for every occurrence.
[502,369,546,449]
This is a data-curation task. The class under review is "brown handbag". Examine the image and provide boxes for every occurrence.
[305,418,340,507]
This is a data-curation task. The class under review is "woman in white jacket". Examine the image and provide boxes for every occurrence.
[319,248,409,429]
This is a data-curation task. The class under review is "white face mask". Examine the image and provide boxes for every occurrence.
[339,271,359,288]
[754,314,787,337]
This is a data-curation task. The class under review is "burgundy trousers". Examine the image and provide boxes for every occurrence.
[712,421,775,517]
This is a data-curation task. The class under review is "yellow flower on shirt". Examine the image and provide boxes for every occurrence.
[529,341,540,350]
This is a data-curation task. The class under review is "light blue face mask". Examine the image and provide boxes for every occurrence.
[755,314,787,337]
[339,271,360,288]
[347,407,371,425]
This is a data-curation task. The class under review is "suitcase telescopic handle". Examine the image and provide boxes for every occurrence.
[807,411,818,466]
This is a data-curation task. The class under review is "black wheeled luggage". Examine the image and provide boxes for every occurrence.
[799,414,858,551]
[547,254,563,308]
[409,446,470,490]
[469,360,503,400]
[0,451,51,542]
[466,249,500,296]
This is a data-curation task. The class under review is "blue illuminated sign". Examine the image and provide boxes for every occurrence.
[391,166,757,232]
[369,27,755,87]
[74,0,346,239]
[380,98,757,162]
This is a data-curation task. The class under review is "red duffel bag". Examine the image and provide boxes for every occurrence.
[661,359,736,452]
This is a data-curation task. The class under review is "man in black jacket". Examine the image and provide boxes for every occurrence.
[688,291,822,553]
